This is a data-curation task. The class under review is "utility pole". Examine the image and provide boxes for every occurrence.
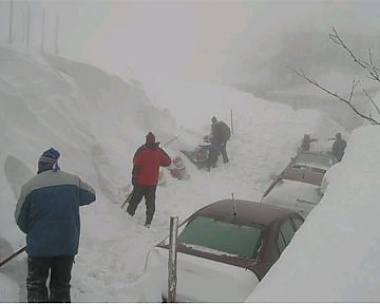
[41,8,45,53]
[54,15,59,55]
[8,0,13,44]
[26,4,31,45]
[22,13,25,43]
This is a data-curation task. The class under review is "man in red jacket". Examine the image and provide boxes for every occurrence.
[127,132,172,227]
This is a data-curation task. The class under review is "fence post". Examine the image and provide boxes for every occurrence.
[168,216,178,303]
[230,108,233,136]
[8,0,13,44]
[41,8,45,53]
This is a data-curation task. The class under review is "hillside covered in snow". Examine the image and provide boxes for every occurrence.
[3,47,375,302]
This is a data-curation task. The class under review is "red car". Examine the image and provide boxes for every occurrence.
[261,152,337,218]
[282,151,338,186]
[146,199,304,302]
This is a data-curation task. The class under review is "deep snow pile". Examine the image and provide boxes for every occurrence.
[246,125,380,302]
[0,47,345,302]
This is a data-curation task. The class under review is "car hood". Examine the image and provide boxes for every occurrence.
[149,246,259,302]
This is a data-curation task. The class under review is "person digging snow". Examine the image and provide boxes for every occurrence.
[15,148,96,303]
[210,116,231,165]
[127,132,172,228]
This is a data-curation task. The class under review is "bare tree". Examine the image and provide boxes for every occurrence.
[291,27,380,125]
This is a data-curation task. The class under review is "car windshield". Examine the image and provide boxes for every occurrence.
[177,215,264,259]
[294,153,336,169]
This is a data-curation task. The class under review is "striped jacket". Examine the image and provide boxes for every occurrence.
[15,170,96,257]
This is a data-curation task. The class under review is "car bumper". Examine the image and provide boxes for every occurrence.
[147,247,260,302]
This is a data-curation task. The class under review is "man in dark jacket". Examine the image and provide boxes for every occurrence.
[127,132,172,227]
[15,148,96,303]
[211,116,231,164]
[332,132,347,161]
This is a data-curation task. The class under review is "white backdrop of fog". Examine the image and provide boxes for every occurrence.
[1,0,380,84]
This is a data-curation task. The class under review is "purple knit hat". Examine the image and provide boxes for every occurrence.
[38,148,60,173]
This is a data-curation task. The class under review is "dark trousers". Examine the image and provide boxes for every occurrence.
[127,184,157,225]
[220,141,228,163]
[27,255,74,303]
[207,144,220,170]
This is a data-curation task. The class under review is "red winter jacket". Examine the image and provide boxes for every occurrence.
[132,144,171,186]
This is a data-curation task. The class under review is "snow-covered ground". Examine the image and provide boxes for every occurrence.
[1,46,379,302]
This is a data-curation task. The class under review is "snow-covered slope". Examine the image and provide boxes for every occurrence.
[0,47,346,302]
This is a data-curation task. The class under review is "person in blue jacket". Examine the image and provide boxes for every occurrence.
[15,148,96,303]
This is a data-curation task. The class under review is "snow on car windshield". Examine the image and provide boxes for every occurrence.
[294,153,337,170]
[177,215,263,259]
[179,244,243,257]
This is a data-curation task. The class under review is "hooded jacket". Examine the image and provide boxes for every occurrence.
[15,170,96,256]
[132,142,172,186]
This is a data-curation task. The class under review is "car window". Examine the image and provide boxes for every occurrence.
[277,233,287,253]
[294,153,336,168]
[291,216,304,231]
[282,219,296,243]
[177,215,264,259]
[277,219,298,254]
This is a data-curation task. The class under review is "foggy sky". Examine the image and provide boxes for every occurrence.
[2,0,380,83]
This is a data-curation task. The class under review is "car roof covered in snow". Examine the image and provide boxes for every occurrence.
[293,151,338,170]
[193,199,297,227]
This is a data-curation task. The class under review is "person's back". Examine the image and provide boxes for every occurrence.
[16,169,95,257]
[132,136,171,186]
[127,132,171,227]
[15,148,96,303]
[211,119,230,145]
[210,116,230,164]
[332,133,347,161]
[218,121,231,143]
[301,134,311,151]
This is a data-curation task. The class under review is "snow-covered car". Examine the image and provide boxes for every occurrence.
[282,151,338,186]
[145,199,304,302]
[261,179,322,218]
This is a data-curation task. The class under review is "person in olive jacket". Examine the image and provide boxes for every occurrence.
[210,116,231,164]
[15,148,96,303]
[332,132,347,161]
[127,132,172,227]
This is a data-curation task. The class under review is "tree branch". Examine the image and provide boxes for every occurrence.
[330,27,380,83]
[363,89,380,117]
[290,67,380,125]
[348,79,360,103]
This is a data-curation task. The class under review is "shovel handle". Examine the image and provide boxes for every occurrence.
[0,246,26,268]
